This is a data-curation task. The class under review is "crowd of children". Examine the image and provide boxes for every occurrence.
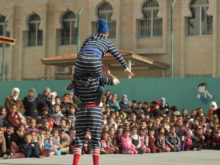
[0,87,219,159]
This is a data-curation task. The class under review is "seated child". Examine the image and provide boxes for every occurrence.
[0,126,7,159]
[69,127,76,153]
[44,131,55,155]
[59,130,70,154]
[155,133,170,152]
[51,129,64,155]
[100,131,114,154]
[108,127,119,153]
[26,118,38,133]
[212,130,220,150]
[50,104,64,127]
[130,126,143,154]
[67,106,76,127]
[148,129,161,153]
[6,104,25,128]
[57,119,69,133]
[0,107,6,126]
[82,130,92,154]
[191,134,203,151]
[184,122,193,151]
[20,133,41,158]
[121,130,138,154]
[139,129,150,153]
[166,126,180,152]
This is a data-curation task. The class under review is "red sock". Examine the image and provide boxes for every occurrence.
[72,147,82,165]
[92,148,100,165]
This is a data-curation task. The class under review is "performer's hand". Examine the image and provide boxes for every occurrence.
[113,78,120,85]
[124,68,135,78]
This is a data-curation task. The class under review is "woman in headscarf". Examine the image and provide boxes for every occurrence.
[23,88,47,119]
[5,87,24,113]
[208,101,218,120]
[119,94,130,114]
[159,97,169,115]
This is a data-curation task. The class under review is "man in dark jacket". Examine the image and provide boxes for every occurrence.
[38,87,52,114]
[23,88,47,119]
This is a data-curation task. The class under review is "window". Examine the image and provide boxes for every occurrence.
[0,16,10,47]
[187,0,213,36]
[28,14,43,46]
[61,11,77,45]
[92,1,116,38]
[137,0,162,38]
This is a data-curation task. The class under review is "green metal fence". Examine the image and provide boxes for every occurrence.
[0,78,219,113]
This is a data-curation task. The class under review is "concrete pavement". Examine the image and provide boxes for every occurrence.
[0,150,219,165]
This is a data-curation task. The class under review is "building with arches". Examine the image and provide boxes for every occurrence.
[0,0,219,80]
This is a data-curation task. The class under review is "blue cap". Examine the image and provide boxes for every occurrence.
[97,19,109,34]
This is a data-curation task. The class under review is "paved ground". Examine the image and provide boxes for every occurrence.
[0,150,219,165]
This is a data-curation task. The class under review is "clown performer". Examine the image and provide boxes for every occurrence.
[66,18,134,107]
[72,66,120,165]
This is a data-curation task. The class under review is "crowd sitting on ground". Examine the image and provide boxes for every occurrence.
[0,87,220,159]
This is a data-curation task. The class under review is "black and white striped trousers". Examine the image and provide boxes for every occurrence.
[75,107,103,149]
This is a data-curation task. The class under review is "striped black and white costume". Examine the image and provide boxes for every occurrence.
[74,77,114,149]
[75,33,128,78]
[73,33,128,164]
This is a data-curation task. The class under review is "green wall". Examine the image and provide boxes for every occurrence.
[0,78,219,113]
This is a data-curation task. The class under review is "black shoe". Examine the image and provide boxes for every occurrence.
[73,96,83,109]
[65,81,74,90]
[95,89,104,106]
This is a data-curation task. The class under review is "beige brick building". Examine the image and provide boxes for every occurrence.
[0,0,218,80]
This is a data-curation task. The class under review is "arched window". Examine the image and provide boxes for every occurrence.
[28,13,43,46]
[61,11,77,45]
[0,15,10,47]
[137,0,162,38]
[187,0,213,36]
[92,1,116,38]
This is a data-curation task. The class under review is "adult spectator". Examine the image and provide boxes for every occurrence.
[38,87,52,113]
[208,101,218,120]
[23,88,47,119]
[134,102,145,116]
[5,88,24,114]
[119,95,130,114]
[213,106,220,122]
[160,97,169,115]
[108,93,120,113]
